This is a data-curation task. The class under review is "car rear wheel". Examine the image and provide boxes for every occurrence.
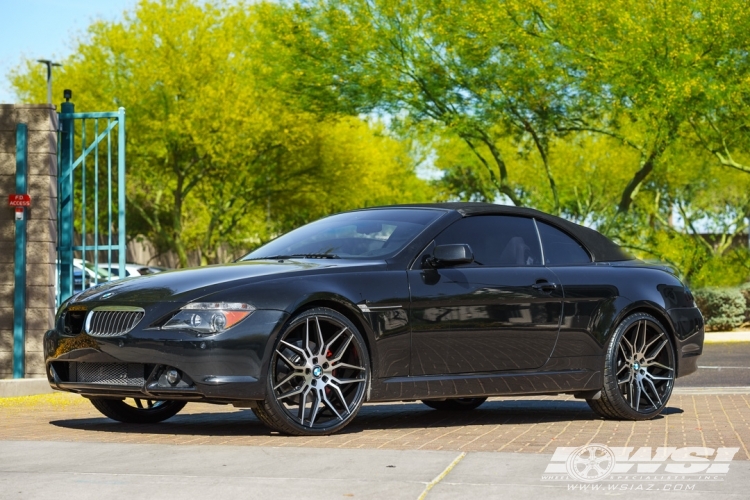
[253,308,370,436]
[89,398,186,423]
[587,312,675,420]
[422,397,487,411]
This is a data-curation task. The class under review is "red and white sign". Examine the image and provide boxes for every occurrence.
[8,194,31,207]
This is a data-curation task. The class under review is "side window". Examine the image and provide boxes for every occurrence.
[434,216,542,267]
[536,221,591,266]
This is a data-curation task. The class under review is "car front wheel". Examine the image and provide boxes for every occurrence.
[253,308,370,436]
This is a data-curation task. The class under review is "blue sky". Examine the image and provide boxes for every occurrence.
[0,0,136,104]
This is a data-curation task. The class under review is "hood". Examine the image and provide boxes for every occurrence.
[71,259,384,304]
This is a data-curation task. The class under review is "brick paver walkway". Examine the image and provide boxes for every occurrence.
[1,392,749,459]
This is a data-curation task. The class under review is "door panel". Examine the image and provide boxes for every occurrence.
[409,267,563,374]
[407,215,563,375]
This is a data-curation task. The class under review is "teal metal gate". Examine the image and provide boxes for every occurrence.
[57,93,127,306]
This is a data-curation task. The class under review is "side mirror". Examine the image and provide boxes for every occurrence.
[428,244,474,267]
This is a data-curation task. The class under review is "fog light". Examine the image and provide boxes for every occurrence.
[166,369,180,385]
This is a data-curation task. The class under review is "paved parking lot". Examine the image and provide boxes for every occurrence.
[1,390,748,458]
[2,342,750,498]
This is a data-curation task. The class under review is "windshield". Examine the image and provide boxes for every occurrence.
[242,209,442,260]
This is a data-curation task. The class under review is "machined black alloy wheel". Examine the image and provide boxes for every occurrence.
[254,308,370,435]
[588,313,675,420]
[89,398,186,423]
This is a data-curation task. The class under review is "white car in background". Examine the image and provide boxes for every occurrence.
[73,258,113,286]
[102,263,166,278]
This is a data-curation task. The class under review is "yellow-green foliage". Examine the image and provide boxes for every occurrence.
[10,0,750,287]
[10,0,435,266]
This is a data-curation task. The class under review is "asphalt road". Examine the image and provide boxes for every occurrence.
[675,342,750,387]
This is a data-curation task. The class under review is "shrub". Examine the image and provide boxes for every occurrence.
[694,287,746,331]
[739,282,750,323]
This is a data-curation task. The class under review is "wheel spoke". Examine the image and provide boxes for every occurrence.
[325,326,348,355]
[645,338,668,362]
[134,398,144,409]
[643,377,663,407]
[633,380,642,411]
[633,322,641,354]
[277,385,305,400]
[274,371,301,391]
[618,343,630,362]
[638,321,648,353]
[643,331,665,355]
[276,350,301,370]
[331,362,365,372]
[297,387,309,425]
[640,381,658,410]
[330,334,354,363]
[627,379,634,408]
[314,316,325,356]
[328,383,351,415]
[321,390,343,421]
[279,340,306,358]
[648,361,674,372]
[621,335,635,358]
[304,318,314,358]
[331,376,365,385]
[308,389,320,426]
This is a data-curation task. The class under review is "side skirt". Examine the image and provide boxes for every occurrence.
[368,369,602,402]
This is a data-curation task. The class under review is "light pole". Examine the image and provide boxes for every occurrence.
[36,59,62,105]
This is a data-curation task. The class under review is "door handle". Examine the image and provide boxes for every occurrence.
[532,282,558,292]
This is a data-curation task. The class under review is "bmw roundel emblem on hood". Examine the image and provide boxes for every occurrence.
[101,292,114,299]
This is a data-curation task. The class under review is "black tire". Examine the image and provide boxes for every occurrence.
[422,397,487,411]
[89,398,186,423]
[587,312,676,420]
[255,307,370,436]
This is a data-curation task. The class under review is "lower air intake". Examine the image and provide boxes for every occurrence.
[75,362,145,386]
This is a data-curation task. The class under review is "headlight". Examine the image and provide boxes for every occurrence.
[162,302,255,334]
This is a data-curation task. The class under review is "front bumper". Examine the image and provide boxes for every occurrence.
[44,309,288,402]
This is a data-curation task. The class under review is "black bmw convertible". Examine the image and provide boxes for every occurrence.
[45,203,704,435]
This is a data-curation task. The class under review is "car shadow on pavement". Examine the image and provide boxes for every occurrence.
[47,399,684,438]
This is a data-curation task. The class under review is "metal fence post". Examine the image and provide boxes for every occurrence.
[13,124,28,378]
[59,96,75,303]
[118,107,126,279]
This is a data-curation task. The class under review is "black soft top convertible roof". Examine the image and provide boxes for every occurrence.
[372,202,633,263]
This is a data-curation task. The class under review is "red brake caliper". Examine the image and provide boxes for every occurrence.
[327,349,335,377]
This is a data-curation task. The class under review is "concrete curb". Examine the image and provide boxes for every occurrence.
[704,331,750,343]
[0,378,53,398]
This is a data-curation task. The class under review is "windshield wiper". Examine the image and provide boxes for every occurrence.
[242,253,340,261]
[290,253,340,259]
[241,255,293,261]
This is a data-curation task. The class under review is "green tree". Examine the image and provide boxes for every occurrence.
[11,0,434,266]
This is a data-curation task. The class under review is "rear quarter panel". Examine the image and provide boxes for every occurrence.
[549,265,693,359]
